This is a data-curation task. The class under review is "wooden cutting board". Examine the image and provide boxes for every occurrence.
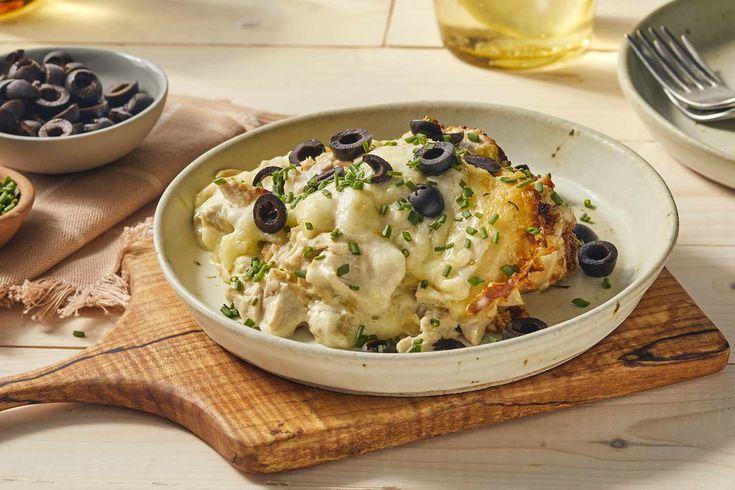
[0,241,729,473]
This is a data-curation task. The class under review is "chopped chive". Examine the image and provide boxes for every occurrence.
[602,277,612,289]
[294,269,307,279]
[459,179,467,188]
[442,264,453,277]
[551,191,564,205]
[382,224,393,238]
[404,135,417,144]
[402,231,412,242]
[354,324,366,347]
[430,318,441,327]
[251,297,259,306]
[402,248,410,257]
[407,210,423,225]
[384,140,398,146]
[474,212,483,219]
[463,186,474,197]
[461,210,472,219]
[488,213,499,225]
[305,222,314,230]
[349,284,360,291]
[492,231,500,244]
[379,203,389,215]
[501,264,516,277]
[466,226,478,235]
[467,132,480,143]
[580,213,594,224]
[304,246,314,258]
[464,238,472,249]
[394,178,405,187]
[404,180,417,191]
[321,189,333,199]
[409,338,423,353]
[330,228,342,240]
[517,179,534,188]
[468,276,484,286]
[584,198,595,209]
[244,317,256,328]
[527,226,540,235]
[213,177,226,185]
[314,254,326,260]
[419,279,429,289]
[479,226,488,239]
[220,303,240,319]
[535,182,544,192]
[282,225,291,234]
[362,140,370,153]
[336,264,350,277]
[571,297,591,307]
[72,330,86,338]
[499,177,517,184]
[349,243,362,255]
[434,243,454,252]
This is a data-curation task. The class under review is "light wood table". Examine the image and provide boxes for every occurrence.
[1,1,733,488]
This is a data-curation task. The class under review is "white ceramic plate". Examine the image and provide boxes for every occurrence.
[0,47,168,174]
[618,0,735,188]
[154,101,678,396]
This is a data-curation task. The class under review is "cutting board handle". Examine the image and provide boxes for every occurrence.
[0,349,94,412]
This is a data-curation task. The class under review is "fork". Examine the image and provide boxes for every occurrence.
[625,26,735,111]
[663,88,735,122]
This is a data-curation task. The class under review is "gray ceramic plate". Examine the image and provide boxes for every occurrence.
[154,101,678,396]
[618,0,735,188]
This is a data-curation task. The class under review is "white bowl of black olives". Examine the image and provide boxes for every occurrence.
[0,47,167,174]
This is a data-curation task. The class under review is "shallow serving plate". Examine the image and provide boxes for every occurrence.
[154,101,678,396]
[618,0,735,189]
[0,47,167,174]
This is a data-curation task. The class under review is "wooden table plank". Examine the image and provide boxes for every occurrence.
[0,347,733,489]
[0,0,392,47]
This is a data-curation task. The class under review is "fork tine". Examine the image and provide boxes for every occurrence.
[625,33,685,94]
[659,26,718,86]
[677,31,723,84]
[635,29,690,92]
[649,27,705,89]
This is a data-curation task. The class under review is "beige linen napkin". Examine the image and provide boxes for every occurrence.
[0,95,284,321]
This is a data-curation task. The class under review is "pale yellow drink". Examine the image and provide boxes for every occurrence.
[433,0,594,69]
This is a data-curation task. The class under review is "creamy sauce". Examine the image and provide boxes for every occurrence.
[193,124,576,352]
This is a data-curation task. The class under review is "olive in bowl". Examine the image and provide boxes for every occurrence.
[0,47,168,174]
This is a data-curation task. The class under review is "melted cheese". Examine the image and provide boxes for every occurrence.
[193,125,576,351]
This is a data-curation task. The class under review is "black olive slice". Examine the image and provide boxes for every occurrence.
[329,128,372,161]
[363,153,393,183]
[578,240,618,277]
[446,131,464,145]
[503,317,549,339]
[288,139,325,166]
[408,184,444,218]
[0,78,13,98]
[104,80,139,107]
[125,92,154,115]
[2,99,26,120]
[44,63,66,86]
[432,338,466,351]
[65,69,103,106]
[43,50,74,66]
[5,79,40,100]
[497,145,510,164]
[83,117,114,133]
[417,141,455,176]
[63,62,87,75]
[109,107,133,124]
[464,154,501,173]
[573,223,598,244]
[362,339,398,353]
[316,166,345,183]
[14,120,37,137]
[514,164,531,175]
[2,49,24,74]
[23,119,42,133]
[34,84,70,118]
[409,119,443,141]
[252,166,280,187]
[0,106,17,133]
[7,57,46,83]
[253,193,288,234]
[54,103,80,123]
[38,118,76,137]
[78,99,109,123]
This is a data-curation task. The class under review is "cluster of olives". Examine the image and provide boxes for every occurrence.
[0,49,153,138]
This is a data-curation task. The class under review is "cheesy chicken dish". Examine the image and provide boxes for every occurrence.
[194,118,578,353]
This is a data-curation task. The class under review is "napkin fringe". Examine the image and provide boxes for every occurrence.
[2,218,153,322]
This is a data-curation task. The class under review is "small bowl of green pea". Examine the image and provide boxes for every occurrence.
[0,165,33,247]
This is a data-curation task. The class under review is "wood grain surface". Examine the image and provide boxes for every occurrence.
[0,240,728,473]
